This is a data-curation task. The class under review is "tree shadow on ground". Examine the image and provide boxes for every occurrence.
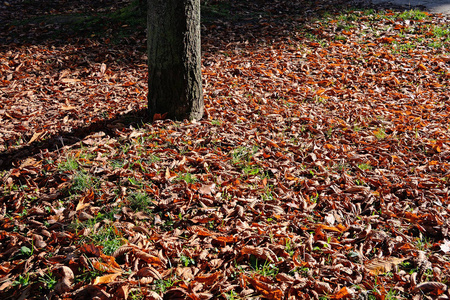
[0,0,430,170]
[0,108,150,170]
[200,0,430,51]
[0,0,148,170]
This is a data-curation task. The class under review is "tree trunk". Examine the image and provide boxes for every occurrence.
[147,0,203,121]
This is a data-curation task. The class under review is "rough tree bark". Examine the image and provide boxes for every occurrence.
[147,0,203,121]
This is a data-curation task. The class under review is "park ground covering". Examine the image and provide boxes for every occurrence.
[1,0,450,299]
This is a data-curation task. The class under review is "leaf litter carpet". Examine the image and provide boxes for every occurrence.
[1,0,450,299]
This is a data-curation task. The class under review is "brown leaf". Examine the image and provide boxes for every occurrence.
[243,275,283,300]
[80,243,102,257]
[76,190,95,211]
[53,266,74,294]
[413,282,447,295]
[134,250,163,266]
[365,257,408,275]
[241,246,276,263]
[114,285,129,300]
[136,266,162,280]
[32,234,46,249]
[198,183,216,195]
[28,131,44,144]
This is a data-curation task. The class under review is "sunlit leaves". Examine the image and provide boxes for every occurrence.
[1,0,450,299]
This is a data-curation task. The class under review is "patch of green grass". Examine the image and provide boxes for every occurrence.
[109,0,146,26]
[211,119,222,126]
[337,11,359,22]
[242,164,261,176]
[128,288,145,300]
[224,290,240,300]
[358,163,372,171]
[146,154,161,163]
[335,35,347,42]
[285,238,295,256]
[428,41,445,49]
[249,256,279,278]
[128,191,153,213]
[109,159,127,169]
[362,8,375,16]
[231,146,259,168]
[355,178,366,186]
[414,235,432,251]
[97,228,125,256]
[393,41,416,53]
[39,270,57,291]
[75,266,104,284]
[431,25,450,38]
[385,289,401,300]
[398,9,429,21]
[77,148,95,161]
[310,193,319,203]
[71,172,96,192]
[12,273,31,287]
[72,217,125,256]
[399,260,415,274]
[58,156,79,172]
[176,172,198,184]
[153,278,175,294]
[128,177,145,188]
[180,254,195,267]
[261,185,274,201]
[12,243,34,260]
[374,128,386,140]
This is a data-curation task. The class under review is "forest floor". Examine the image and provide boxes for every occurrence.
[1,0,450,299]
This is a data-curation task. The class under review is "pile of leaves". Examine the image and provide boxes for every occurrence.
[1,0,450,299]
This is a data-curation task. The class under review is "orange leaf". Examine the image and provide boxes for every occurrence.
[214,235,237,244]
[195,272,220,285]
[243,275,283,300]
[316,224,345,233]
[418,63,427,71]
[188,226,214,237]
[330,286,352,299]
[378,37,395,43]
[93,273,121,285]
[134,250,163,266]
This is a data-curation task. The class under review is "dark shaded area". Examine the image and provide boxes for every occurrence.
[0,0,429,170]
[0,109,149,170]
[0,0,146,45]
[1,0,428,48]
[0,0,148,170]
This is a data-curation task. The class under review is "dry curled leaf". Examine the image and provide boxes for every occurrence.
[413,282,447,295]
[365,257,408,276]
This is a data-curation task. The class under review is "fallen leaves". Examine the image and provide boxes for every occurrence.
[1,0,450,299]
